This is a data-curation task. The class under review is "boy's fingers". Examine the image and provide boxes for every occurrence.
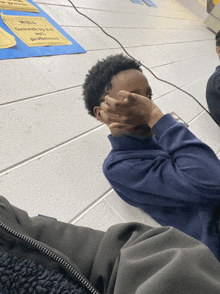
[101,98,115,113]
[116,90,130,101]
[108,122,133,129]
[104,95,117,106]
[100,101,119,113]
[104,92,144,110]
[117,90,136,102]
[100,110,122,123]
[108,122,122,129]
[108,123,134,137]
[104,94,131,108]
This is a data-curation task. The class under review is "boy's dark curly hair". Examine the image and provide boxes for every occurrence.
[82,54,142,117]
[216,30,220,47]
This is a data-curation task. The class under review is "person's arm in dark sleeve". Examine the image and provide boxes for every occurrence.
[206,72,220,126]
[103,113,220,207]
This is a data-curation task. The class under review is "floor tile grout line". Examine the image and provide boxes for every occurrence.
[187,111,220,156]
[0,69,212,108]
[84,47,212,57]
[112,40,213,46]
[75,7,203,22]
[104,198,128,224]
[0,124,105,176]
[0,46,214,107]
[0,85,83,107]
[187,109,205,125]
[68,187,113,224]
[35,2,201,21]
[146,55,213,69]
[61,22,206,28]
[60,25,205,30]
[152,90,177,101]
[152,73,211,105]
[152,73,212,102]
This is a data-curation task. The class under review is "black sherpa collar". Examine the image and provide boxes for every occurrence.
[0,251,89,294]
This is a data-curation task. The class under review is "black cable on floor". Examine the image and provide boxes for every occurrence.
[67,0,218,124]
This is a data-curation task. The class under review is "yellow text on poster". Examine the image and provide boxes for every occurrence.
[0,27,16,48]
[0,0,39,13]
[1,13,72,47]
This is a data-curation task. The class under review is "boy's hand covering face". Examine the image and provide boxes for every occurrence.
[100,90,163,134]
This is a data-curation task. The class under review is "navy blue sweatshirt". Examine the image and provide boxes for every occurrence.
[103,114,220,261]
[206,65,220,126]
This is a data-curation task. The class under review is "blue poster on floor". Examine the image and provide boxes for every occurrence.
[130,0,144,4]
[142,0,157,7]
[0,0,86,60]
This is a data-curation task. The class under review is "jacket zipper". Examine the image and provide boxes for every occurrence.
[0,221,100,294]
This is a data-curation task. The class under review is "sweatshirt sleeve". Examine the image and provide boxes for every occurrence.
[103,114,220,207]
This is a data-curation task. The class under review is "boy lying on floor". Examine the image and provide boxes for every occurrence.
[83,53,220,261]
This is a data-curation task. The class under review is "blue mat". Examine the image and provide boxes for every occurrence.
[0,0,86,60]
[141,0,157,7]
[130,0,144,4]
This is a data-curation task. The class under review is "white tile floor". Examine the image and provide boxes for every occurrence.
[0,0,220,231]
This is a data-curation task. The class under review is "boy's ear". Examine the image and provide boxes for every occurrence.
[93,106,105,122]
[216,46,220,57]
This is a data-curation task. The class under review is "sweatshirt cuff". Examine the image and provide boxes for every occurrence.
[151,113,178,140]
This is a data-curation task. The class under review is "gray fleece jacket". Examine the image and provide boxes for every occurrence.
[1,195,220,294]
